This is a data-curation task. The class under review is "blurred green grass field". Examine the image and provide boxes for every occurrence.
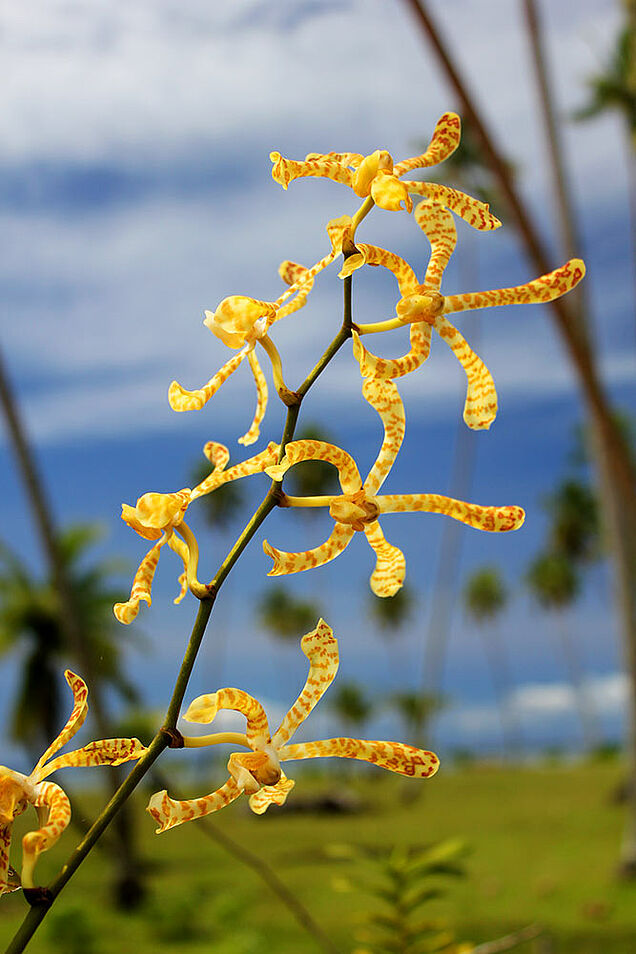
[2,760,635,953]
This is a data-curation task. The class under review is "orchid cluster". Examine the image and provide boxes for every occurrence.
[1,113,584,915]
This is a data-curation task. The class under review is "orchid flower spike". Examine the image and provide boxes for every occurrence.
[344,202,585,430]
[114,440,280,624]
[0,671,145,897]
[147,620,439,830]
[262,380,524,597]
[167,219,352,444]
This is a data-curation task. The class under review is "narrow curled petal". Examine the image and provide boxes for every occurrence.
[266,440,362,494]
[377,493,525,532]
[415,201,457,290]
[238,350,268,446]
[279,738,440,779]
[433,315,498,430]
[404,181,501,231]
[393,112,461,177]
[113,535,167,624]
[339,243,419,297]
[147,778,242,832]
[248,775,295,815]
[33,671,88,779]
[168,349,248,413]
[361,379,406,495]
[202,441,230,472]
[352,322,432,380]
[20,782,71,889]
[444,259,586,314]
[270,151,353,189]
[279,260,311,287]
[272,620,339,748]
[185,688,270,749]
[326,215,355,255]
[41,738,147,779]
[363,521,406,597]
[276,249,337,316]
[191,442,280,500]
[263,523,355,577]
[306,151,364,168]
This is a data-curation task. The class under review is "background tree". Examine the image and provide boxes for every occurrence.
[526,552,600,752]
[464,567,522,759]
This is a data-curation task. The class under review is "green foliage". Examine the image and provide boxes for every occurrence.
[463,567,507,623]
[574,23,636,138]
[258,585,322,641]
[542,479,599,562]
[526,552,580,610]
[369,584,414,634]
[47,906,96,954]
[392,691,445,739]
[330,680,372,729]
[0,524,138,753]
[343,839,470,954]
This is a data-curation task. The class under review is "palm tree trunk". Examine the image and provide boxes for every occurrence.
[402,0,636,874]
[479,622,524,760]
[0,346,144,905]
[555,610,600,752]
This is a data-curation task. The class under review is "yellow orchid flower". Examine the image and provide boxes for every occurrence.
[271,112,467,215]
[167,218,352,444]
[147,620,439,830]
[114,441,280,624]
[0,671,145,896]
[344,201,585,430]
[262,380,524,597]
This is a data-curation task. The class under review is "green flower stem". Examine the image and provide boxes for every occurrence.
[5,246,359,954]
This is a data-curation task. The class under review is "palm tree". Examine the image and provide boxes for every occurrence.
[527,552,600,752]
[543,478,600,564]
[369,584,415,690]
[464,567,522,759]
[0,525,138,757]
[258,585,322,642]
[330,681,372,736]
[392,690,444,748]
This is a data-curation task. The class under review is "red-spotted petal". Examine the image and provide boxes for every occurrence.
[272,620,339,747]
[377,493,525,532]
[20,781,71,888]
[168,349,249,412]
[238,350,268,446]
[185,688,270,749]
[361,379,406,495]
[266,440,362,494]
[147,778,242,832]
[41,738,146,779]
[404,181,501,231]
[248,775,295,815]
[279,738,440,779]
[263,523,355,577]
[352,323,432,381]
[114,535,168,624]
[393,112,461,177]
[270,151,353,190]
[415,201,457,290]
[433,315,498,430]
[444,259,586,314]
[33,671,89,778]
[362,521,406,597]
[339,243,419,297]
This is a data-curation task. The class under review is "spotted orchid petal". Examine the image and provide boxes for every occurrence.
[270,151,354,190]
[202,440,231,472]
[352,322,432,380]
[20,781,71,889]
[362,521,406,597]
[33,671,89,778]
[185,688,271,749]
[276,248,339,318]
[266,440,362,494]
[376,493,525,532]
[238,350,268,446]
[272,620,339,748]
[444,259,586,314]
[279,738,439,779]
[122,489,190,538]
[204,296,277,349]
[148,778,242,833]
[361,379,405,495]
[0,825,19,895]
[433,315,498,430]
[404,181,501,231]
[168,348,249,413]
[415,201,457,290]
[248,775,295,815]
[38,738,146,782]
[393,112,461,178]
[305,151,364,168]
[263,523,356,577]
[191,442,279,501]
[339,243,419,296]
[114,534,168,624]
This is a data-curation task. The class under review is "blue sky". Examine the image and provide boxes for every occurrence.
[1,0,634,768]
